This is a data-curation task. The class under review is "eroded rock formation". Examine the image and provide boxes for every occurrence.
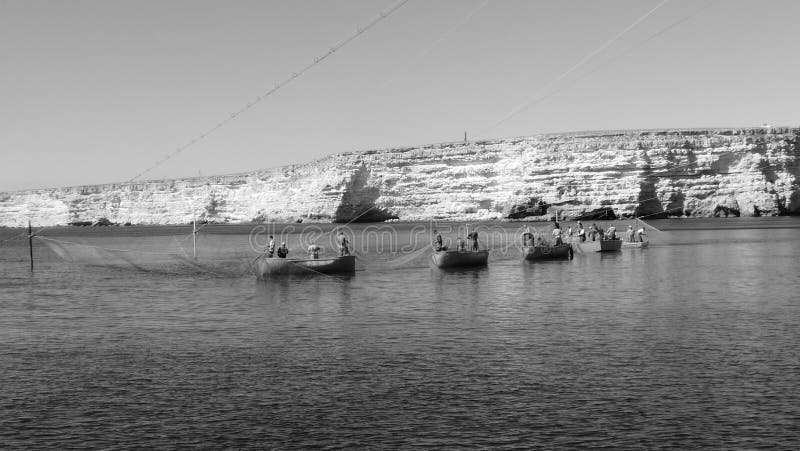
[1,127,798,226]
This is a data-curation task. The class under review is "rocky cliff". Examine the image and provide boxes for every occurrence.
[2,127,798,227]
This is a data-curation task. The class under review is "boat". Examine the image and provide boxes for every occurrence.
[255,255,355,277]
[431,249,489,268]
[522,243,573,261]
[572,238,623,253]
[622,240,649,249]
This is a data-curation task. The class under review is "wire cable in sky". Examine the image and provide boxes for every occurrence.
[128,0,410,182]
[484,0,715,131]
[374,0,490,92]
[487,0,670,133]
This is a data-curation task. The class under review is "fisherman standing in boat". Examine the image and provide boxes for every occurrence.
[627,225,635,242]
[589,223,597,241]
[433,229,445,251]
[552,222,563,246]
[577,225,586,242]
[307,243,321,259]
[522,225,533,246]
[336,229,350,256]
[636,226,647,242]
[267,235,276,258]
[605,226,617,240]
[277,242,288,258]
[467,230,479,251]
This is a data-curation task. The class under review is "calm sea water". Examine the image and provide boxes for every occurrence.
[1,218,799,449]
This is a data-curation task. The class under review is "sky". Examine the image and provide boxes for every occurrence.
[1,0,798,191]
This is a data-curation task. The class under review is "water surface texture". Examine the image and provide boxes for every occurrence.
[1,219,799,449]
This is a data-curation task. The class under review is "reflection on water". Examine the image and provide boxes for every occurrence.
[0,225,799,449]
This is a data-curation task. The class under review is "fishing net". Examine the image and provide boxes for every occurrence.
[22,221,625,277]
[33,229,256,277]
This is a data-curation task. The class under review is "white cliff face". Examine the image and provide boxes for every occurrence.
[1,128,798,227]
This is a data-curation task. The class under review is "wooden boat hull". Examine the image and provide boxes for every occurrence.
[256,255,355,277]
[573,238,623,253]
[622,240,649,249]
[523,244,573,261]
[600,239,623,252]
[431,250,489,268]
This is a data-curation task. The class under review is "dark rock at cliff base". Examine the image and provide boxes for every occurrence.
[506,199,549,219]
[506,209,542,220]
[713,197,741,217]
[334,208,398,223]
[575,207,618,221]
[713,205,741,217]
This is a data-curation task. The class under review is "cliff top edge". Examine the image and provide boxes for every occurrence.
[5,126,797,194]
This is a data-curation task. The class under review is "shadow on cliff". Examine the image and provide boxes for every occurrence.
[788,133,800,213]
[756,134,800,215]
[334,164,398,223]
[634,159,668,219]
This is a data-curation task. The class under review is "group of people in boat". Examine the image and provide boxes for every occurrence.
[432,228,480,252]
[432,222,647,253]
[266,235,290,258]
[265,229,351,260]
[522,221,647,246]
[523,222,584,246]
[306,230,351,259]
[265,222,646,261]
[626,225,647,242]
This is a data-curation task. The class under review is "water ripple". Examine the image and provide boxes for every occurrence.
[1,227,798,448]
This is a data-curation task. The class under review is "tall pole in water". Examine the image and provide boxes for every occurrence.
[28,220,34,271]
[192,215,197,260]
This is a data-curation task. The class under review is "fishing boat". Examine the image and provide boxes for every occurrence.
[522,243,573,261]
[255,255,355,278]
[573,238,623,253]
[622,240,649,249]
[431,250,489,268]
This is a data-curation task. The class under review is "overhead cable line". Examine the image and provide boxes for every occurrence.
[375,0,490,92]
[490,0,716,135]
[486,0,670,134]
[128,0,410,182]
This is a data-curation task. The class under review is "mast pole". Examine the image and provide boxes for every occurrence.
[192,214,197,260]
[28,220,34,271]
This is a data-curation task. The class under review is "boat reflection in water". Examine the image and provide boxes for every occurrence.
[622,240,649,249]
[522,243,573,261]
